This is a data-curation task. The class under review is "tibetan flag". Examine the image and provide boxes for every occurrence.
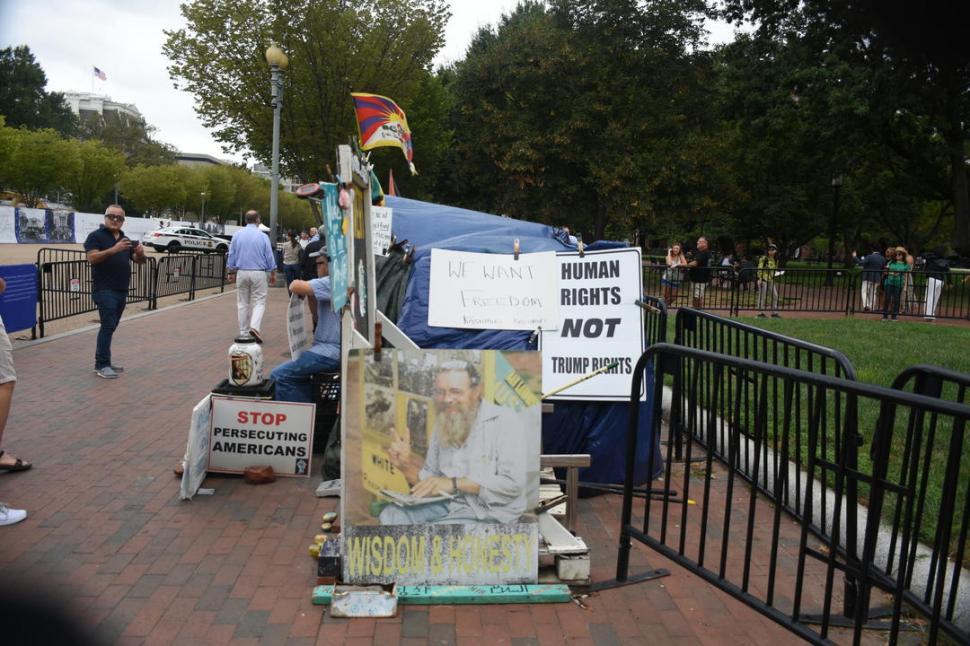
[387,169,398,197]
[93,66,107,81]
[350,92,416,175]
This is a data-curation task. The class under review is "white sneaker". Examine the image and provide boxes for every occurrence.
[96,366,120,379]
[0,503,26,526]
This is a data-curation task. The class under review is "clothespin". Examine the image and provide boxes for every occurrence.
[577,234,585,259]
[528,326,541,347]
[513,238,520,261]
[404,246,415,265]
[374,322,383,361]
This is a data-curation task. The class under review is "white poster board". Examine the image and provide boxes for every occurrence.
[180,394,212,500]
[371,206,392,256]
[208,396,315,476]
[540,248,645,401]
[287,292,311,360]
[0,206,15,243]
[428,249,559,331]
[74,211,105,243]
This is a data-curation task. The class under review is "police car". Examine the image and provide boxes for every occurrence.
[142,227,229,253]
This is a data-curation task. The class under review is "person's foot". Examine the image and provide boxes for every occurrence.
[881,317,889,322]
[924,316,935,322]
[891,317,899,322]
[249,329,263,344]
[0,451,32,473]
[95,366,120,379]
[771,313,781,318]
[863,306,870,312]
[110,365,124,373]
[757,312,767,318]
[0,503,26,526]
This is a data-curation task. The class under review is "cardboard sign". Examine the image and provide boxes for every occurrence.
[371,206,393,256]
[208,396,315,477]
[428,249,559,331]
[323,182,349,311]
[540,248,645,401]
[343,348,541,585]
[287,292,311,360]
[180,394,212,500]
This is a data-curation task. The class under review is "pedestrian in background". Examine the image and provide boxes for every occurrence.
[922,247,950,321]
[853,246,886,312]
[226,210,276,343]
[661,243,687,305]
[282,230,303,289]
[756,243,781,318]
[686,236,712,308]
[84,205,146,379]
[882,247,909,321]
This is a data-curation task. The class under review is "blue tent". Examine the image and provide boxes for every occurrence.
[383,196,660,485]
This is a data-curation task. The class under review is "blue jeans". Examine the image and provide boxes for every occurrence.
[92,289,127,369]
[271,350,339,403]
[283,264,301,287]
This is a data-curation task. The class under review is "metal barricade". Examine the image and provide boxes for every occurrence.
[615,344,970,644]
[36,248,154,338]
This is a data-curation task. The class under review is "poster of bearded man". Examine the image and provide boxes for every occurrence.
[342,348,542,585]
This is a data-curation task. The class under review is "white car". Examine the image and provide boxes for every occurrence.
[142,227,229,253]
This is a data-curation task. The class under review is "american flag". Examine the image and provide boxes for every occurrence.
[93,66,107,81]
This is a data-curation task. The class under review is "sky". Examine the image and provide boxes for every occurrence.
[0,1,739,167]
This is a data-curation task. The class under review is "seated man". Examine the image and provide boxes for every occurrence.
[270,251,340,402]
[380,360,529,526]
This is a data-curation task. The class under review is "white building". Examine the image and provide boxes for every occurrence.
[63,92,142,123]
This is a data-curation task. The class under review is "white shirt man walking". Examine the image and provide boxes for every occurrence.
[226,210,276,342]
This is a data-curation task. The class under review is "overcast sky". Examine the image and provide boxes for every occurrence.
[0,1,737,166]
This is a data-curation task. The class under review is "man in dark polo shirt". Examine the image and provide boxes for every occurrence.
[686,236,712,308]
[84,205,146,379]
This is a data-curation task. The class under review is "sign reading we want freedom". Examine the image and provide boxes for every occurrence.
[540,248,645,401]
[428,249,559,331]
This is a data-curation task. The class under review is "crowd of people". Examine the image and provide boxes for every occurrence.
[854,245,951,321]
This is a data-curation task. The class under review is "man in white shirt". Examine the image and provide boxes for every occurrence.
[226,211,277,342]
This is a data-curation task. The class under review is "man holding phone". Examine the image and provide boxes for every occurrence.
[84,204,146,379]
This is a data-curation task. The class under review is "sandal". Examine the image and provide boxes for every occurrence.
[0,450,32,473]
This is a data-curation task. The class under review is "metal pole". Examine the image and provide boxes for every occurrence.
[826,176,842,286]
[201,193,206,224]
[269,65,283,244]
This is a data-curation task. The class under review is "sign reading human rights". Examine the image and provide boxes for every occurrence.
[208,396,315,477]
[540,248,645,401]
[428,249,558,331]
[342,348,541,584]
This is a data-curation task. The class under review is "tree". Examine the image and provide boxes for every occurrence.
[77,110,176,167]
[0,46,77,135]
[0,128,80,207]
[67,139,126,212]
[722,0,970,253]
[120,164,190,216]
[163,0,449,182]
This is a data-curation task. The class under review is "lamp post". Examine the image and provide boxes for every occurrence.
[826,174,843,286]
[265,42,288,245]
[200,191,207,224]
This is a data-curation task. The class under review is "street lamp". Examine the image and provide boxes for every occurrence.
[826,174,844,286]
[200,191,207,223]
[265,41,288,245]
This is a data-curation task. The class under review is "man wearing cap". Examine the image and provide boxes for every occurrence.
[270,251,341,402]
[84,204,146,379]
[756,243,782,318]
[226,210,276,343]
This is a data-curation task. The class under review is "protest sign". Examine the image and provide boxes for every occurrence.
[371,206,392,256]
[428,249,558,331]
[323,182,349,311]
[343,348,541,584]
[0,264,38,333]
[208,396,315,477]
[287,292,311,360]
[540,248,645,401]
[180,394,212,500]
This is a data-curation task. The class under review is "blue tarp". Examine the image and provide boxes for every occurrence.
[383,196,661,485]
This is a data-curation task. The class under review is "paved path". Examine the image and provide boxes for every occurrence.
[0,287,885,644]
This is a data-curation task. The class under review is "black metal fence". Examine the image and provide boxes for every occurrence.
[35,247,228,337]
[644,263,970,320]
[616,343,970,644]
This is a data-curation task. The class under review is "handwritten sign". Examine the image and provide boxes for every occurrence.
[428,249,558,331]
[540,248,645,401]
[371,206,392,256]
[287,292,311,360]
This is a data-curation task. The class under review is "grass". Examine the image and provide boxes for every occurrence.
[659,312,970,563]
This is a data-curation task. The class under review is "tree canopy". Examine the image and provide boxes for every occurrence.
[0,46,77,135]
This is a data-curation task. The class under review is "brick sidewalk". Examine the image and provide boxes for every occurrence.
[0,287,880,645]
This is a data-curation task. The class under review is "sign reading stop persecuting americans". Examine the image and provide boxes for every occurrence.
[208,396,316,476]
[539,248,645,401]
[428,249,559,331]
